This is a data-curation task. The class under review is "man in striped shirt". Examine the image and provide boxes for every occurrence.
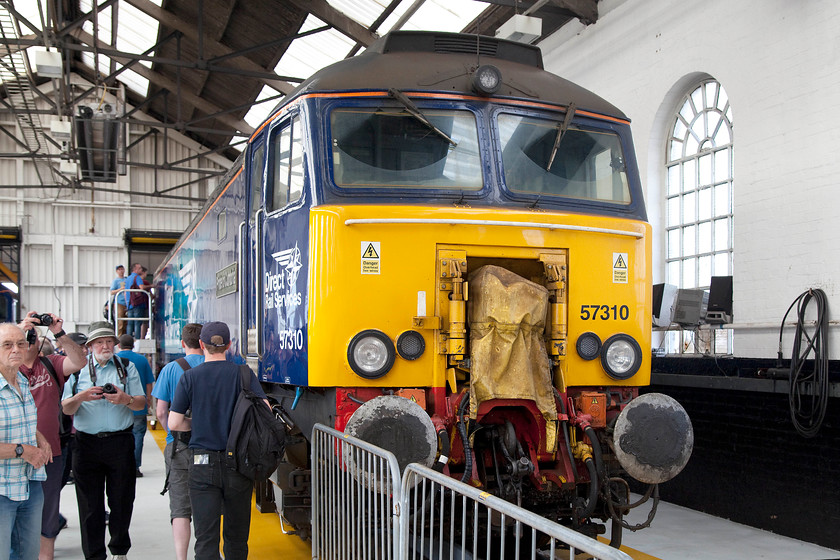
[0,323,51,560]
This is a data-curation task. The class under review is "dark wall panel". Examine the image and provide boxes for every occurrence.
[644,385,840,550]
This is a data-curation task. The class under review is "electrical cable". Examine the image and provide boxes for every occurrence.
[777,288,829,438]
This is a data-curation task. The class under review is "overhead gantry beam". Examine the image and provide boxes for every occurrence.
[70,29,255,136]
[123,0,297,95]
[476,0,598,25]
[287,0,379,47]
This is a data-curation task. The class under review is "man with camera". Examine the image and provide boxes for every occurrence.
[61,322,146,560]
[17,311,86,560]
[0,322,52,560]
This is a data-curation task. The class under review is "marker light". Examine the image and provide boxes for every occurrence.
[396,330,425,361]
[576,332,602,361]
[601,334,642,380]
[472,65,502,96]
[348,330,396,379]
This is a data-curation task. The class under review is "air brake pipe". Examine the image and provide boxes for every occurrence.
[457,392,472,483]
[556,391,577,483]
[434,428,450,472]
[577,457,599,519]
[584,425,606,483]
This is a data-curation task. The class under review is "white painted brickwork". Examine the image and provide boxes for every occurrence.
[541,0,840,357]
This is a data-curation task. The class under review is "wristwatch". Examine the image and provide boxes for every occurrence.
[128,396,134,407]
[14,444,23,458]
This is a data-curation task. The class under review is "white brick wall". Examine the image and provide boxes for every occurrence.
[540,0,840,357]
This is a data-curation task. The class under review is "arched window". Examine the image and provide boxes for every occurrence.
[665,79,733,353]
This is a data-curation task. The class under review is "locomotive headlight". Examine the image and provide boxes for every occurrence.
[348,330,396,379]
[472,64,502,96]
[601,334,642,380]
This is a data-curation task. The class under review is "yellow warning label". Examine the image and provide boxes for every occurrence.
[613,252,628,284]
[361,241,380,275]
[362,243,379,259]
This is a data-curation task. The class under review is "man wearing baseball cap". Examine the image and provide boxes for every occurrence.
[61,322,146,560]
[169,322,268,560]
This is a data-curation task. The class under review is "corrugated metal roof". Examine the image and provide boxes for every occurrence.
[2,0,585,164]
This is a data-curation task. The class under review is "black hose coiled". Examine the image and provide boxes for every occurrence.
[457,392,473,483]
[778,288,829,438]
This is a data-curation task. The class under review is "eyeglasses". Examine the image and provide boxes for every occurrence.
[0,341,28,351]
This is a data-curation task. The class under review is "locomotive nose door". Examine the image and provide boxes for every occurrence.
[241,113,309,383]
[241,135,266,364]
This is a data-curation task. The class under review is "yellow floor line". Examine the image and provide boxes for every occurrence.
[598,536,661,560]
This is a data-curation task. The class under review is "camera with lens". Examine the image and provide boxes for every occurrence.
[32,313,53,326]
[101,383,118,394]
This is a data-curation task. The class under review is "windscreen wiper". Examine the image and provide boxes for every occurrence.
[388,88,458,147]
[547,102,576,171]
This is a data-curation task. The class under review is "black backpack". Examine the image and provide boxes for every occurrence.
[225,365,286,481]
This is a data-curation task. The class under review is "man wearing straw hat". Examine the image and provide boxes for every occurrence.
[61,321,146,560]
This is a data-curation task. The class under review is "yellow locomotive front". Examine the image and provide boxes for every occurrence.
[271,31,693,539]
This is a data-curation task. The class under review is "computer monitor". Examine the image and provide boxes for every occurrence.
[652,283,678,327]
[672,288,708,326]
[705,276,733,324]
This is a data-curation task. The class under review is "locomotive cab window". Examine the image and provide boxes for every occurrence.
[330,107,482,190]
[269,116,304,212]
[498,113,631,204]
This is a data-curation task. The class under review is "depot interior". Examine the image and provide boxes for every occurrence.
[0,0,837,554]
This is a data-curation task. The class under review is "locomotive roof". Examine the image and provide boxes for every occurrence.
[278,31,627,122]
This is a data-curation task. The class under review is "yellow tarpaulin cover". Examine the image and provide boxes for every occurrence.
[467,265,557,451]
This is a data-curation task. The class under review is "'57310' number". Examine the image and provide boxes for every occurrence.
[580,305,629,321]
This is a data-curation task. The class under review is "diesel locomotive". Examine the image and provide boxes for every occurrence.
[154,31,693,543]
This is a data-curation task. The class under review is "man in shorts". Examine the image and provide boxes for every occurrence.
[151,323,203,560]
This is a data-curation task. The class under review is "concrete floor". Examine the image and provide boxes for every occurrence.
[51,426,840,560]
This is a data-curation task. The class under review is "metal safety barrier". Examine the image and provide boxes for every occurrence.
[311,423,632,560]
[311,424,403,560]
[399,464,632,560]
[108,288,153,336]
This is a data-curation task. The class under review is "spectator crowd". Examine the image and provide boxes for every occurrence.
[0,282,265,560]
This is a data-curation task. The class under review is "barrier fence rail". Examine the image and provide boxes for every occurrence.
[399,464,633,560]
[311,423,632,560]
[311,424,403,560]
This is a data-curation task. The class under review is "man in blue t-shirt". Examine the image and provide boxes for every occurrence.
[151,323,204,560]
[109,265,128,335]
[116,334,154,477]
[169,322,267,560]
[124,264,143,340]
